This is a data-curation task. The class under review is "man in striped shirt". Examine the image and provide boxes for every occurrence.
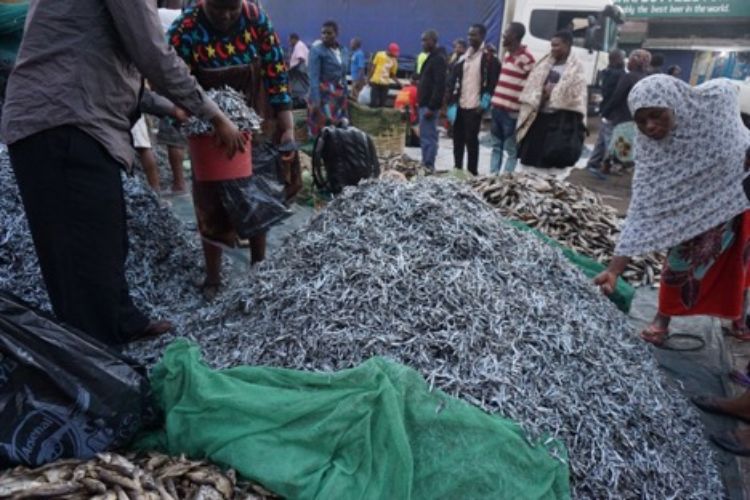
[490,23,535,174]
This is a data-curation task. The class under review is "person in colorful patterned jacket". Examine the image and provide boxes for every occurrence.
[168,0,294,299]
[308,20,349,137]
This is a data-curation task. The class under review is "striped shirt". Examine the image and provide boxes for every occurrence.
[491,45,535,112]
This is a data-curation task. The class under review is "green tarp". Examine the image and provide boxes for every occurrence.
[138,341,571,499]
[0,3,27,37]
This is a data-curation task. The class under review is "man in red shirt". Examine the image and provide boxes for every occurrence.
[489,23,535,174]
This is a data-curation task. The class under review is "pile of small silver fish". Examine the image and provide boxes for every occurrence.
[0,452,277,500]
[130,179,721,498]
[182,87,262,136]
[0,149,726,498]
[472,174,663,286]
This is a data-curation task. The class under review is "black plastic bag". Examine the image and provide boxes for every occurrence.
[312,124,380,194]
[0,292,155,468]
[219,142,292,239]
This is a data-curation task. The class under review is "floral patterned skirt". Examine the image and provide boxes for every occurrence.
[606,121,636,166]
[659,211,750,318]
[307,81,349,138]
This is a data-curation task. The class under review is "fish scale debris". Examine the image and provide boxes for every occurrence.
[471,173,664,286]
[0,149,725,498]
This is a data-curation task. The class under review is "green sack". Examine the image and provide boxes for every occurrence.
[507,220,635,314]
[138,341,571,500]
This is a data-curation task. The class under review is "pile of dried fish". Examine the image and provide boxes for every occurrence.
[472,174,663,286]
[0,452,277,500]
[379,153,425,179]
[129,179,721,498]
[183,87,262,136]
[0,148,725,497]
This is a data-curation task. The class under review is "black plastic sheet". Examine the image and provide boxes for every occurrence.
[0,292,154,468]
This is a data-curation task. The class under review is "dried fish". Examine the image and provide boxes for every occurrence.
[379,153,426,179]
[129,179,718,499]
[471,173,663,286]
[182,86,262,137]
[0,453,276,500]
[0,149,725,497]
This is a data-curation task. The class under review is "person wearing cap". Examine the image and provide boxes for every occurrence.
[368,43,400,108]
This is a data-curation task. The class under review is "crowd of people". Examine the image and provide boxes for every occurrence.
[282,17,685,178]
[3,0,750,458]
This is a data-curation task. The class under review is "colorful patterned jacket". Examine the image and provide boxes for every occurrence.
[167,1,291,110]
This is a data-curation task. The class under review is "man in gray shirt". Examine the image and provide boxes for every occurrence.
[0,0,246,345]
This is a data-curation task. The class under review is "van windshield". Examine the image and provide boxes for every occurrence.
[529,9,619,51]
[529,9,598,48]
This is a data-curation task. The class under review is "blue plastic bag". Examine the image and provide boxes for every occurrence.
[447,104,457,125]
[481,92,492,111]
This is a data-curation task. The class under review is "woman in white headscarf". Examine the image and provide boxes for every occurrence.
[595,74,750,456]
[595,75,750,345]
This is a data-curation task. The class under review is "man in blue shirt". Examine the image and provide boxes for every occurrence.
[349,37,366,99]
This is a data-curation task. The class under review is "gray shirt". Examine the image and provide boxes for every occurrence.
[1,0,220,167]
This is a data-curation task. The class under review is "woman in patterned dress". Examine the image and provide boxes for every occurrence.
[168,0,294,299]
[594,75,750,346]
[307,20,349,137]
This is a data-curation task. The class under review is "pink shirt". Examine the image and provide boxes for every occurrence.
[290,40,309,69]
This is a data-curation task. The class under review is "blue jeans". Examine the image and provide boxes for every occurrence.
[586,119,613,170]
[419,107,439,169]
[489,108,519,174]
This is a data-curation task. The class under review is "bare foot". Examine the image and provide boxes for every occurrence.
[711,428,750,456]
[693,391,750,422]
[736,428,750,448]
[640,314,671,346]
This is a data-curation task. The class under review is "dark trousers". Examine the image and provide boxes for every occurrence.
[453,107,482,175]
[9,126,149,345]
[370,83,389,108]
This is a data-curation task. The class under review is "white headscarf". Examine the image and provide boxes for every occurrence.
[615,75,750,256]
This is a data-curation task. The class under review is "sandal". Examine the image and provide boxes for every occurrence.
[727,319,750,342]
[640,324,669,346]
[729,369,750,389]
[126,319,173,344]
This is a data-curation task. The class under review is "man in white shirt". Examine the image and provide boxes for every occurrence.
[158,2,182,31]
[447,24,499,175]
[288,33,311,107]
[289,33,310,69]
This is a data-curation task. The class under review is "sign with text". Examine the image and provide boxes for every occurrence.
[616,0,750,18]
